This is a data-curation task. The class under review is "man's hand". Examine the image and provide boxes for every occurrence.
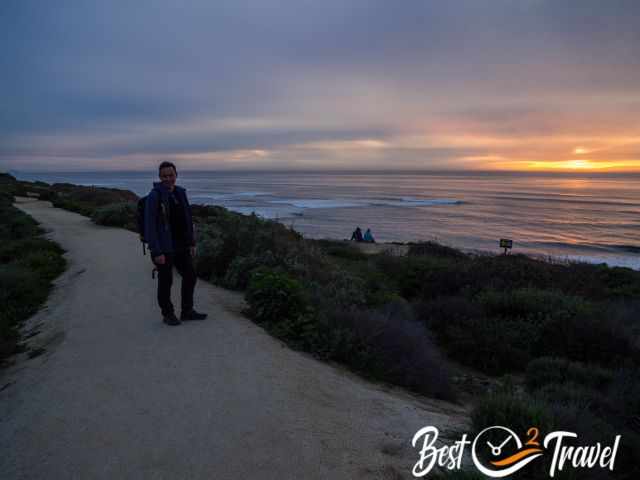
[190,246,197,257]
[153,254,166,265]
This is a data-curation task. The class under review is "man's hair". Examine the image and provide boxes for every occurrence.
[158,161,177,176]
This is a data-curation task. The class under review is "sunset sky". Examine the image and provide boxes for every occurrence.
[2,0,639,172]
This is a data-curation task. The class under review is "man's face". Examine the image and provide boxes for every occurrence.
[159,167,177,190]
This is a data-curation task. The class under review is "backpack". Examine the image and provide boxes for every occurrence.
[138,195,166,279]
[137,195,165,256]
[136,195,168,271]
[137,196,149,255]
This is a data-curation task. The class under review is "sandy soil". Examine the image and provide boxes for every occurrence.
[0,198,468,480]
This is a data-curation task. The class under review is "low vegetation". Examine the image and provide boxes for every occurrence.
[0,175,67,363]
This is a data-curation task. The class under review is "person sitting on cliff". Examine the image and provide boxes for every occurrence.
[145,161,208,326]
[351,226,363,242]
[363,228,375,243]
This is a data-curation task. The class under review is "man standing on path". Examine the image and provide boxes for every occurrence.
[145,161,207,325]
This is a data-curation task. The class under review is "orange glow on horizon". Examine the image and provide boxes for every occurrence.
[521,159,640,172]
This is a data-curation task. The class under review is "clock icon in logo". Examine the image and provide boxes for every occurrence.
[472,426,544,478]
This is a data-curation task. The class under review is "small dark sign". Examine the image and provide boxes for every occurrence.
[500,238,513,255]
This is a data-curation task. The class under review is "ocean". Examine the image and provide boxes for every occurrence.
[11,170,640,270]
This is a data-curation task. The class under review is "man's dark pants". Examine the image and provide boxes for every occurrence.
[154,249,196,316]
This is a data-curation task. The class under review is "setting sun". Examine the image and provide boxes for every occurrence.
[567,160,591,169]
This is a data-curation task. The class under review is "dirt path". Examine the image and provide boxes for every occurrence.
[1,198,468,480]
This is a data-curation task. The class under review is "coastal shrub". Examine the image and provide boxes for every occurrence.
[17,250,66,281]
[279,241,333,284]
[561,262,640,300]
[245,268,307,324]
[467,254,559,293]
[312,269,368,307]
[475,288,590,321]
[0,184,67,363]
[408,241,467,259]
[193,224,235,281]
[339,258,400,307]
[538,312,639,368]
[314,239,369,261]
[37,189,56,202]
[50,197,94,217]
[0,208,42,239]
[267,312,320,348]
[606,368,640,422]
[448,317,543,374]
[371,252,407,280]
[0,264,47,359]
[332,301,455,400]
[0,237,62,264]
[417,297,543,374]
[397,256,470,300]
[298,299,455,400]
[91,202,137,231]
[0,265,46,313]
[525,357,614,392]
[415,296,482,332]
[222,251,277,290]
[294,307,366,363]
[535,382,611,417]
[471,391,556,440]
[49,183,138,217]
[195,211,304,283]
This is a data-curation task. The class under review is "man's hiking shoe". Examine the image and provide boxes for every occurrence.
[181,309,207,321]
[163,312,181,326]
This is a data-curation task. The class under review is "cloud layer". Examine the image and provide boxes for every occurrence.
[2,0,639,171]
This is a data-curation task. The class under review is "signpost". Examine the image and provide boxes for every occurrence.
[499,238,513,255]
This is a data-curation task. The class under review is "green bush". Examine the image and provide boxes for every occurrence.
[538,312,639,367]
[245,268,308,324]
[471,391,556,441]
[313,269,368,308]
[192,225,226,281]
[535,382,610,416]
[447,316,544,374]
[0,207,42,240]
[0,264,48,359]
[0,264,47,308]
[398,256,470,300]
[606,368,640,422]
[0,181,67,364]
[525,357,614,392]
[0,237,63,264]
[48,183,138,218]
[327,301,455,400]
[223,252,277,290]
[17,250,66,281]
[91,202,137,230]
[475,288,590,321]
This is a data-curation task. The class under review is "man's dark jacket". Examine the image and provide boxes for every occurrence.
[144,182,195,258]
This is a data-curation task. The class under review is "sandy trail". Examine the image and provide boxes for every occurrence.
[1,198,467,480]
